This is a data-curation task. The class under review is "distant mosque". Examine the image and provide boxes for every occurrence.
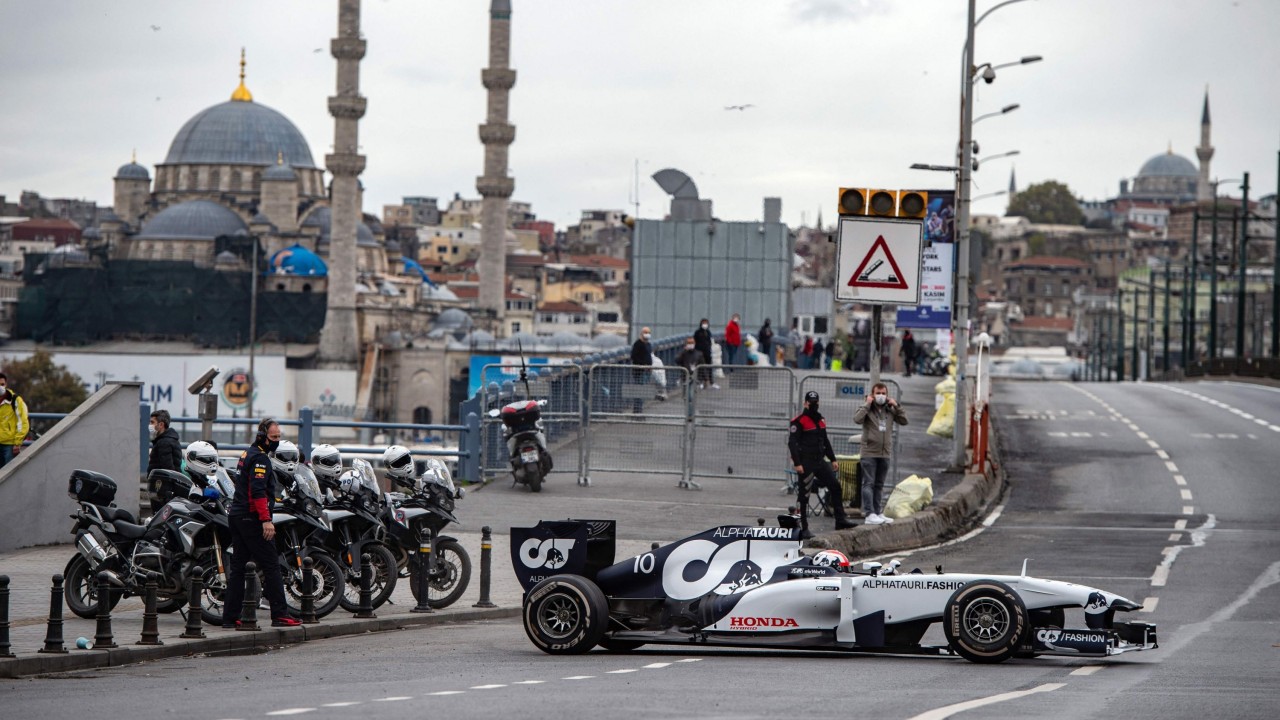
[1116,90,1214,206]
[95,51,392,290]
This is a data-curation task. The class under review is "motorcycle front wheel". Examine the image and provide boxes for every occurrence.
[338,544,398,612]
[282,551,344,619]
[409,539,472,609]
[63,554,123,619]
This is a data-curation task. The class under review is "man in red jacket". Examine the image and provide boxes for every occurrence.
[221,418,301,628]
[724,314,742,366]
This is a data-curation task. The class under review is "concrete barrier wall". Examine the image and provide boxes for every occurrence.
[0,382,144,553]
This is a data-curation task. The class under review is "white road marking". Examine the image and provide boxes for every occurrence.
[1173,475,1186,485]
[1254,419,1267,426]
[1174,519,1187,529]
[266,711,315,717]
[469,685,507,690]
[1047,431,1067,437]
[642,663,672,669]
[563,676,596,680]
[1070,665,1104,676]
[427,691,465,696]
[869,503,1005,563]
[1156,449,1169,459]
[321,702,362,708]
[374,697,413,702]
[1165,461,1179,473]
[1070,432,1092,437]
[606,669,639,674]
[1271,425,1280,432]
[676,658,703,663]
[1136,431,1149,439]
[1151,566,1170,587]
[1180,489,1193,501]
[1141,596,1159,613]
[1217,433,1238,439]
[1183,506,1195,514]
[1240,413,1254,419]
[907,683,1067,720]
[512,680,546,685]
[1190,432,1212,438]
[1168,533,1182,541]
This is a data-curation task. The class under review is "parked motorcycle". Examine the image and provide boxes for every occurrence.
[382,453,471,609]
[318,459,398,611]
[264,464,345,620]
[64,468,225,621]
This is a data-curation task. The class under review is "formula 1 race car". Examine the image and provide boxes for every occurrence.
[510,520,1158,664]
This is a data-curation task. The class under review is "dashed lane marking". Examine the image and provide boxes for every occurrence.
[470,685,507,690]
[1183,506,1195,514]
[1151,566,1170,587]
[675,658,703,663]
[1174,475,1187,485]
[642,663,673,669]
[1169,533,1182,541]
[266,711,315,717]
[1070,665,1104,676]
[320,702,361,708]
[1174,519,1188,530]
[606,669,639,674]
[1180,489,1193,501]
[1156,449,1169,459]
[563,676,596,680]
[1165,461,1179,473]
[907,683,1067,720]
[374,697,412,702]
[512,680,546,685]
[427,691,466,696]
[1141,597,1159,613]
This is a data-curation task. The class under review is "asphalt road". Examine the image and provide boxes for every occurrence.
[3,379,1276,720]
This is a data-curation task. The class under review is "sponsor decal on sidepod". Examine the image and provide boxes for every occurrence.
[729,617,800,628]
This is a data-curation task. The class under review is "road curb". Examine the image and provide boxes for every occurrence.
[806,411,1007,558]
[0,606,521,679]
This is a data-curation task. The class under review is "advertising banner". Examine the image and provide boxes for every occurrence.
[897,190,955,329]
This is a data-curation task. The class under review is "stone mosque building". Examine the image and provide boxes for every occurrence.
[1117,91,1214,206]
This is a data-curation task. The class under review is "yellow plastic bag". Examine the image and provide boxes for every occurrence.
[830,359,843,372]
[928,377,955,438]
[884,474,934,519]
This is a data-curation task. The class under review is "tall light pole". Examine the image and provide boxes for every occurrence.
[953,0,1039,471]
[1235,172,1250,362]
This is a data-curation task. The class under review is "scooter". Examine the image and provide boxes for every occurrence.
[488,347,553,492]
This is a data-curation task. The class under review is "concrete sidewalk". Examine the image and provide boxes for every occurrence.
[1,373,1001,677]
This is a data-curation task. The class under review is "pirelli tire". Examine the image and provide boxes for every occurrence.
[523,574,608,655]
[944,580,1029,664]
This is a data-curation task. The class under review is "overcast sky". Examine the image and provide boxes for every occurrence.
[2,0,1277,230]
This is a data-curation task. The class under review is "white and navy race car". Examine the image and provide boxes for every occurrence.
[511,520,1157,664]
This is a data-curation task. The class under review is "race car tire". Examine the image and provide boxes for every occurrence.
[597,638,645,652]
[523,574,608,654]
[1016,607,1065,659]
[944,580,1028,664]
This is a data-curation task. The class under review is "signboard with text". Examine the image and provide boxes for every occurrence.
[835,217,924,305]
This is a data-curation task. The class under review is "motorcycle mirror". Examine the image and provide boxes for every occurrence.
[455,487,466,500]
[487,408,500,418]
[537,399,548,407]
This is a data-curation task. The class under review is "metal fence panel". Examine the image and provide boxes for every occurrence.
[478,363,584,482]
[689,365,797,482]
[797,373,901,480]
[584,364,689,479]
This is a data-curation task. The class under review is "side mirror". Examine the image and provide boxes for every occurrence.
[487,408,500,418]
[537,399,548,407]
[454,487,466,500]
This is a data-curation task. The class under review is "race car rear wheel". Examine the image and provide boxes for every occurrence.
[944,580,1028,664]
[523,574,608,654]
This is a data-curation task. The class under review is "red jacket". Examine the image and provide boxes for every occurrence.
[725,320,741,347]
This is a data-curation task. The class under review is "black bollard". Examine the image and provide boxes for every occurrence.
[299,557,318,624]
[38,574,68,654]
[238,561,260,631]
[0,575,14,658]
[92,572,118,649]
[136,580,163,646]
[472,527,496,609]
[181,567,206,639]
[411,530,434,614]
[353,553,376,619]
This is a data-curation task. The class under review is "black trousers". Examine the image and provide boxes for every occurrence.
[223,515,289,622]
[797,458,847,527]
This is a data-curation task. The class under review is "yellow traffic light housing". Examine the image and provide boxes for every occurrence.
[898,190,928,219]
[867,189,898,217]
[838,187,867,215]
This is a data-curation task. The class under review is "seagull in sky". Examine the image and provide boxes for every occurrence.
[313,48,325,53]
[150,25,161,31]
[724,104,755,111]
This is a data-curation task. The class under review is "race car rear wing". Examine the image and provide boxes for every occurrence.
[511,519,616,592]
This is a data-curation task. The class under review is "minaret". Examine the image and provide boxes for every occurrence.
[318,0,367,365]
[476,0,516,326]
[1196,88,1213,203]
[1007,165,1018,201]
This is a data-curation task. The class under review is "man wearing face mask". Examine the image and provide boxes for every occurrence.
[222,417,301,628]
[693,319,717,389]
[631,327,656,412]
[853,383,909,525]
[146,409,182,474]
[789,391,856,537]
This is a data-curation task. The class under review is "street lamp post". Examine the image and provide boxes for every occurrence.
[1235,172,1250,363]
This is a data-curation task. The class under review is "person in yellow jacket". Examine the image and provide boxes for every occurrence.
[0,373,30,468]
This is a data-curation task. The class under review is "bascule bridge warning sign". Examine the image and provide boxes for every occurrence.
[835,217,923,305]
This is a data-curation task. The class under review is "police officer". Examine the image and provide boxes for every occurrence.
[221,418,300,628]
[789,391,856,537]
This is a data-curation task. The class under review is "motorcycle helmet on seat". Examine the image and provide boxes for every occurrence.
[271,441,300,475]
[811,549,851,570]
[382,445,416,483]
[310,444,343,485]
[184,440,220,479]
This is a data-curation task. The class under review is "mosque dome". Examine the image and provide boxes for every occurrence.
[268,243,328,276]
[433,308,473,329]
[1138,151,1197,178]
[301,206,378,246]
[115,162,150,180]
[137,200,248,240]
[263,162,298,181]
[163,100,316,168]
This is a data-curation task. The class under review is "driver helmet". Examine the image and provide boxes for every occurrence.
[382,445,416,481]
[310,444,343,482]
[184,440,220,479]
[811,549,851,570]
[271,441,300,475]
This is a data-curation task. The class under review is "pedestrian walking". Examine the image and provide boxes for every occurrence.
[758,319,774,363]
[677,336,702,382]
[825,338,838,370]
[788,391,856,538]
[900,330,918,377]
[810,336,824,370]
[801,336,814,369]
[0,373,29,469]
[852,383,909,525]
[724,314,742,366]
[693,319,717,389]
[221,418,301,628]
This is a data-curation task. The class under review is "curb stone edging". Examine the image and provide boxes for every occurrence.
[0,607,520,679]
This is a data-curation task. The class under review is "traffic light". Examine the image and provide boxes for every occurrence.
[837,187,929,219]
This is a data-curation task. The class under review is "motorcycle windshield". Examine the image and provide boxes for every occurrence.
[292,465,323,502]
[213,467,235,499]
[424,458,456,494]
[351,458,382,507]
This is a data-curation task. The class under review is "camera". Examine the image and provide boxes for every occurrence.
[188,365,221,395]
[981,66,996,84]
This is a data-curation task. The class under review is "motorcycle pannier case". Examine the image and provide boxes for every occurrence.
[148,469,194,509]
[500,400,542,432]
[68,469,117,505]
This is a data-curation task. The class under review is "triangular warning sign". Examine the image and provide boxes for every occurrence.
[847,235,909,290]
